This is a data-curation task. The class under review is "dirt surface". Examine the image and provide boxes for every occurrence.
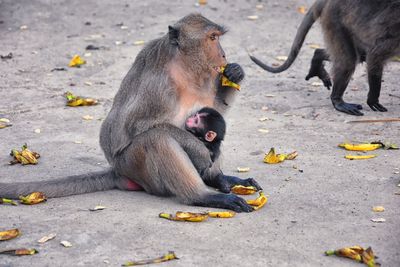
[1,0,399,266]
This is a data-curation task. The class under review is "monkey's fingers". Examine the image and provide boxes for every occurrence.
[195,194,254,213]
[223,63,245,84]
[367,102,388,112]
[241,178,263,191]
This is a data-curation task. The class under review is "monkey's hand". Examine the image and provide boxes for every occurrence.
[223,63,245,84]
[305,63,332,90]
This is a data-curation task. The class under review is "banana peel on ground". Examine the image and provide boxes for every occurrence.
[218,66,241,91]
[0,118,12,129]
[325,246,379,267]
[246,191,268,211]
[207,211,236,218]
[159,211,208,222]
[231,185,258,195]
[19,192,47,205]
[65,91,98,107]
[339,141,398,151]
[0,248,38,256]
[122,251,178,266]
[0,198,17,205]
[0,229,20,241]
[9,144,40,165]
[345,155,376,160]
[264,147,298,164]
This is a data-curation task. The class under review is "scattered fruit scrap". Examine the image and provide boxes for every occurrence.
[122,251,178,266]
[89,205,106,211]
[236,167,250,173]
[345,155,376,160]
[297,6,307,14]
[264,147,298,164]
[325,246,379,267]
[246,191,267,211]
[0,198,17,205]
[231,185,257,195]
[65,91,98,107]
[19,192,47,205]
[339,142,398,151]
[372,206,385,212]
[159,211,208,222]
[0,229,20,241]
[0,118,12,129]
[37,233,56,244]
[68,55,86,67]
[9,144,40,165]
[207,211,236,218]
[60,241,72,248]
[0,248,38,256]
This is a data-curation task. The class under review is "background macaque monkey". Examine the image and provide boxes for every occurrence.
[0,14,261,212]
[250,0,400,116]
[185,107,226,162]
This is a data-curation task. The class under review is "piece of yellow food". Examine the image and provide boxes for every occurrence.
[264,148,298,164]
[19,192,47,205]
[159,211,208,222]
[344,155,376,160]
[0,198,17,205]
[218,66,241,91]
[65,91,98,107]
[9,144,40,165]
[0,248,38,256]
[247,191,268,210]
[231,185,257,195]
[339,143,382,151]
[68,55,86,67]
[0,229,20,241]
[207,211,236,218]
[325,246,378,267]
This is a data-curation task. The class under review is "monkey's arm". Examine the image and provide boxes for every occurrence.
[305,49,332,89]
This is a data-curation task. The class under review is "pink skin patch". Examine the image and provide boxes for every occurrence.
[185,112,205,129]
[124,179,143,191]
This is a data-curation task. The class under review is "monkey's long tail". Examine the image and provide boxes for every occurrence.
[249,0,326,73]
[0,169,119,199]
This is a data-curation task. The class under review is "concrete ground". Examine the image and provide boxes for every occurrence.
[0,0,399,266]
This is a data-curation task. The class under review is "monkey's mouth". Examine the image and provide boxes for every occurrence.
[213,66,225,74]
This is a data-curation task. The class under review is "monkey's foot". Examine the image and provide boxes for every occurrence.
[367,101,388,112]
[305,65,332,90]
[333,101,364,116]
[194,193,254,212]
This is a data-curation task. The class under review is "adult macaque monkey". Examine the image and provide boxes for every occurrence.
[0,14,261,212]
[250,0,400,116]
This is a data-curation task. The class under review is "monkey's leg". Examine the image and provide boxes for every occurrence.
[305,49,332,89]
[366,57,387,112]
[117,132,254,212]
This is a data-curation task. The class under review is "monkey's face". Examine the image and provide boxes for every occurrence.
[204,30,227,74]
[185,111,218,143]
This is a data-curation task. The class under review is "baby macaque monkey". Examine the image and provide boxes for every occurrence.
[185,107,226,162]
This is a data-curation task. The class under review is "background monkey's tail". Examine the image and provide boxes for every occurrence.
[0,169,119,199]
[249,0,326,73]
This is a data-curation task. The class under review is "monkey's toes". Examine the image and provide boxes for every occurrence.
[334,102,364,116]
[368,102,388,112]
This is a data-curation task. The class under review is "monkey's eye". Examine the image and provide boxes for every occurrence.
[210,33,217,41]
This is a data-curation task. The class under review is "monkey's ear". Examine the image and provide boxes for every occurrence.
[168,26,179,46]
[205,131,217,142]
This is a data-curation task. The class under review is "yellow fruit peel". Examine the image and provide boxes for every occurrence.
[231,185,258,195]
[0,248,38,256]
[9,144,40,165]
[207,211,236,218]
[0,198,17,205]
[325,246,378,267]
[247,191,267,211]
[345,155,376,160]
[19,192,47,205]
[0,229,20,241]
[264,148,297,164]
[339,143,382,151]
[68,55,86,67]
[218,66,241,91]
[65,91,98,107]
[122,251,178,266]
[159,211,208,222]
